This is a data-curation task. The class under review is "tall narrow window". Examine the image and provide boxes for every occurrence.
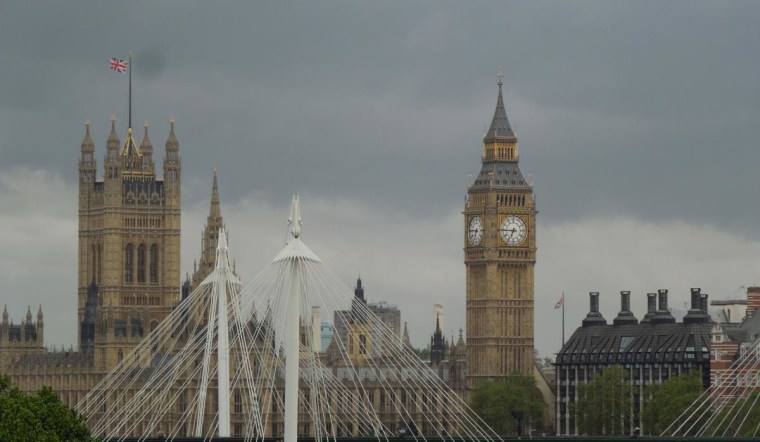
[149,244,159,284]
[125,244,134,283]
[91,244,97,282]
[97,243,103,284]
[359,334,367,354]
[137,244,146,283]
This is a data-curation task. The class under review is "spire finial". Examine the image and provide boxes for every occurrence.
[497,66,504,87]
[85,119,91,129]
[210,169,221,218]
[169,118,176,130]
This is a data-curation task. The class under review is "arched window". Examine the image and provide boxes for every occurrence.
[137,244,147,283]
[124,244,134,283]
[149,244,159,284]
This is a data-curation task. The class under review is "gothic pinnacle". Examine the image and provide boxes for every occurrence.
[210,169,221,219]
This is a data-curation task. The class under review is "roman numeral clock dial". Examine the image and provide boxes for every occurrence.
[500,215,527,246]
[467,216,483,246]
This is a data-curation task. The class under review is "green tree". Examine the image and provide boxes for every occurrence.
[0,375,93,441]
[574,365,633,435]
[702,391,760,437]
[642,369,704,435]
[469,373,544,436]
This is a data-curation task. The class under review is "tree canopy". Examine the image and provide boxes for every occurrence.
[0,375,93,442]
[469,373,544,436]
[642,369,704,435]
[574,365,633,435]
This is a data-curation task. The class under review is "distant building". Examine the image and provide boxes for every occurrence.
[333,278,402,357]
[320,320,333,351]
[555,289,712,435]
[710,287,760,399]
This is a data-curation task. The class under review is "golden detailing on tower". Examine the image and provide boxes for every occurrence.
[464,73,536,387]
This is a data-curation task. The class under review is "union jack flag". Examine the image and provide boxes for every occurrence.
[554,294,564,309]
[109,58,128,73]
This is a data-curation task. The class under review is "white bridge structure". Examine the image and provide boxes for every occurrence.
[78,195,500,441]
[666,330,760,438]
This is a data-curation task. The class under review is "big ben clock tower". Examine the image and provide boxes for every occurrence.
[465,71,535,387]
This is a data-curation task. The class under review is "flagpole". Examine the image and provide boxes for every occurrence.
[128,50,133,130]
[561,291,565,346]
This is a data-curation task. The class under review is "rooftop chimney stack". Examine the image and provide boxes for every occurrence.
[641,293,657,323]
[653,289,676,324]
[684,288,710,324]
[582,292,607,327]
[747,287,760,318]
[613,291,638,325]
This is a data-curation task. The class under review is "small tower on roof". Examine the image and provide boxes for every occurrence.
[139,122,154,172]
[430,313,446,367]
[191,169,228,289]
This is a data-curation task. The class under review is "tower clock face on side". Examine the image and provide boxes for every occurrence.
[468,216,484,246]
[500,215,527,246]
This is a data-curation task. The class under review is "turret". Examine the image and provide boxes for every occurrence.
[430,314,445,366]
[354,277,366,303]
[402,322,410,347]
[36,305,43,342]
[1,305,8,342]
[191,170,227,289]
[163,118,181,198]
[79,120,96,187]
[350,277,368,325]
[105,116,121,176]
[139,122,154,172]
[103,116,122,201]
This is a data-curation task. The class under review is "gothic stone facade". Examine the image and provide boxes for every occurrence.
[464,77,536,386]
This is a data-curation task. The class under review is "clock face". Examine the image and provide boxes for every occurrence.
[500,215,527,246]
[468,216,484,246]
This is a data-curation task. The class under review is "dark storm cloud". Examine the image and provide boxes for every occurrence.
[2,1,759,231]
[1,1,760,350]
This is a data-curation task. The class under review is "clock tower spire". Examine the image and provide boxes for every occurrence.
[464,72,536,387]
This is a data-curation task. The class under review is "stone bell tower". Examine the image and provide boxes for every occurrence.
[464,72,536,387]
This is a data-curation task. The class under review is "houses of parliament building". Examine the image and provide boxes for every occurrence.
[0,76,553,435]
[0,116,223,406]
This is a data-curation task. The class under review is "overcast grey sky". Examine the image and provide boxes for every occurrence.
[1,1,759,356]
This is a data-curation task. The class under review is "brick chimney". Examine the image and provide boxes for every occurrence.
[747,287,760,319]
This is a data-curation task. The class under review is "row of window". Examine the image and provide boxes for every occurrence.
[125,243,160,284]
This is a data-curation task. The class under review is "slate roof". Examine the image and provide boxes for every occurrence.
[555,321,711,366]
[484,80,516,143]
[469,161,530,192]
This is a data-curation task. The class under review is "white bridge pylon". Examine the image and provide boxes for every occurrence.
[79,195,501,442]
